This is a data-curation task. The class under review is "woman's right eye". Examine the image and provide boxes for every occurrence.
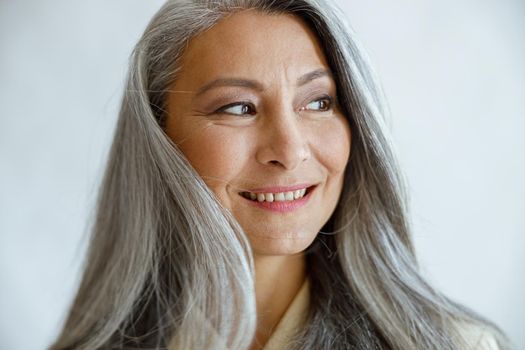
[215,102,256,116]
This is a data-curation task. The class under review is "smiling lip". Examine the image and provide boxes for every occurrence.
[239,184,317,213]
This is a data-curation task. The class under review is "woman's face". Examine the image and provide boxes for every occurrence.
[166,10,351,256]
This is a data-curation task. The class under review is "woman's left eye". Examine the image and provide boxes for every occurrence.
[303,96,333,111]
[215,102,256,116]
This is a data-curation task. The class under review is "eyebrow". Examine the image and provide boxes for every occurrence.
[195,68,332,97]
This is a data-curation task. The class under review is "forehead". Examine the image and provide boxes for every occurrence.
[175,10,330,87]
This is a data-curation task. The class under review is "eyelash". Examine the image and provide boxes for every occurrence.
[216,101,257,116]
[214,95,334,117]
[301,95,333,112]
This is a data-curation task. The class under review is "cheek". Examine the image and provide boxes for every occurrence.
[310,116,351,175]
[173,125,248,190]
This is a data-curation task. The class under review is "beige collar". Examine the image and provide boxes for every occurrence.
[263,276,310,349]
[168,277,310,350]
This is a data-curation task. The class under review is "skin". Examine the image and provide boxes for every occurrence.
[165,10,351,349]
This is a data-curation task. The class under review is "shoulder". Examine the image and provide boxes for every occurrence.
[456,321,501,350]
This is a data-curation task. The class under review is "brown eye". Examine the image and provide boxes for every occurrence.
[305,96,332,111]
[216,102,256,116]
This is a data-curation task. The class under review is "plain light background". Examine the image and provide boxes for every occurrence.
[1,1,523,349]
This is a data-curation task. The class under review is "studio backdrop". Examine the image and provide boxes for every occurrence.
[0,1,523,349]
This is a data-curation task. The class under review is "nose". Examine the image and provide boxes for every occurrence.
[255,108,311,170]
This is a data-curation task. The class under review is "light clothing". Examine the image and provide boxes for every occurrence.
[169,276,500,350]
[263,276,501,350]
[262,277,310,349]
[167,279,310,350]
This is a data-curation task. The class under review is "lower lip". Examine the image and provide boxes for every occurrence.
[240,186,315,213]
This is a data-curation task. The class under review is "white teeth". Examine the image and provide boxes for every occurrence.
[242,188,309,202]
[274,192,285,201]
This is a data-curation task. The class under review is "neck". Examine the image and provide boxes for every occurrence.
[249,252,306,350]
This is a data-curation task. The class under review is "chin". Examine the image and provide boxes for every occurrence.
[247,231,317,256]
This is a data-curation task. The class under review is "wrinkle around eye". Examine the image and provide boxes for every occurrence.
[188,108,211,117]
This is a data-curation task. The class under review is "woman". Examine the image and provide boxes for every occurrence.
[49,1,509,349]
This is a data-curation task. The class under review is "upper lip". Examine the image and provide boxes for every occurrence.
[240,183,316,194]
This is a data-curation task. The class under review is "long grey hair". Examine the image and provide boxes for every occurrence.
[49,0,510,349]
